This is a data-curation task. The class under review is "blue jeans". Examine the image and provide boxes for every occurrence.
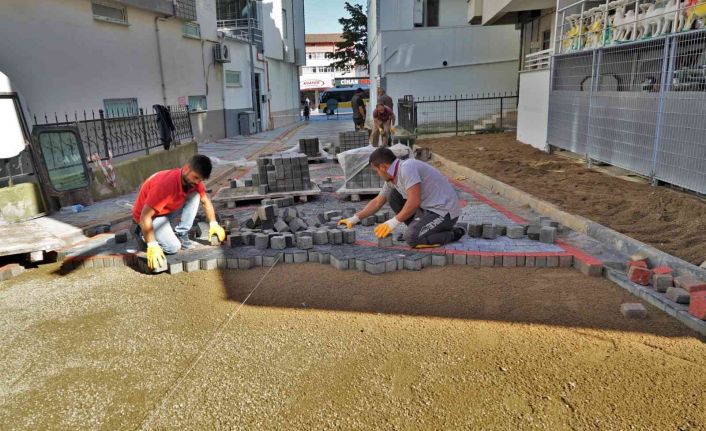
[150,192,200,254]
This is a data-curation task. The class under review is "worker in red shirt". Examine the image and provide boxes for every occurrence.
[370,103,395,147]
[132,154,226,270]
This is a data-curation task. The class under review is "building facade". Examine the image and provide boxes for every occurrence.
[471,0,556,150]
[299,33,367,109]
[0,0,304,142]
[367,0,520,113]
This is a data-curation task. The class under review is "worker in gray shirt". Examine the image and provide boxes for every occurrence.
[377,87,393,111]
[339,147,464,248]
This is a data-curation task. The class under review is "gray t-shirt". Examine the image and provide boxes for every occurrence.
[378,94,393,110]
[380,159,461,219]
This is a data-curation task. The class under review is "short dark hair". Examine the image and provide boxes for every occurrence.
[369,147,396,167]
[355,87,363,93]
[188,154,213,179]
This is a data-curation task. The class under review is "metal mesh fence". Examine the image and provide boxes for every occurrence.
[396,94,518,135]
[548,28,706,195]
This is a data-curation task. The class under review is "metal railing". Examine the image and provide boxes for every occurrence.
[397,93,518,135]
[217,18,263,48]
[524,49,553,71]
[32,106,193,161]
[548,28,706,195]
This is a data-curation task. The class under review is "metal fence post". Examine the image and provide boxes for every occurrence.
[650,36,676,185]
[98,109,109,159]
[455,99,459,135]
[139,108,150,155]
[500,97,504,130]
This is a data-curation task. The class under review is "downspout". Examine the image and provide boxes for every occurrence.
[265,59,273,130]
[155,17,168,106]
[248,7,258,124]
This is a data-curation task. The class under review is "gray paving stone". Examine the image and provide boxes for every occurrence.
[284,253,294,264]
[230,234,244,247]
[355,258,367,271]
[517,255,526,267]
[621,303,647,319]
[540,227,557,244]
[526,256,536,267]
[495,225,507,237]
[365,261,386,275]
[404,257,423,271]
[666,287,690,304]
[293,250,308,263]
[378,236,393,247]
[254,234,269,250]
[331,255,349,270]
[307,250,318,262]
[263,254,281,267]
[297,236,314,249]
[503,255,517,267]
[535,256,547,267]
[274,219,290,233]
[467,255,481,266]
[270,236,286,250]
[184,259,200,272]
[313,230,329,245]
[452,254,467,265]
[238,257,253,269]
[432,254,448,266]
[343,229,356,244]
[385,259,398,272]
[506,226,525,239]
[482,224,497,240]
[318,251,330,264]
[468,224,483,238]
[654,274,673,293]
[481,255,494,267]
[227,258,239,269]
[494,256,503,266]
[527,226,541,241]
[547,256,559,267]
[361,216,376,226]
[559,255,573,267]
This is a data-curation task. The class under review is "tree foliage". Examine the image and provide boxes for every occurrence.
[328,2,368,72]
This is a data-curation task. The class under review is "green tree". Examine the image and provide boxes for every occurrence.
[328,2,368,72]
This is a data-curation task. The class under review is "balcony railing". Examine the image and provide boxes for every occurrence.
[217,18,263,48]
[523,49,552,71]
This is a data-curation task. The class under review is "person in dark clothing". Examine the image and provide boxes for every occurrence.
[153,105,176,150]
[350,87,366,130]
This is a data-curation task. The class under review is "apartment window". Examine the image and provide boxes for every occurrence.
[282,8,288,39]
[182,21,201,39]
[103,98,138,118]
[188,95,208,112]
[413,0,438,27]
[92,0,128,25]
[542,29,551,50]
[225,70,242,87]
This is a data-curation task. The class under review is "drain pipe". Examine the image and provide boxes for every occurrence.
[155,17,168,106]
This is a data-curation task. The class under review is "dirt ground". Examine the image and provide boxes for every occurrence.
[1,263,705,430]
[419,133,706,266]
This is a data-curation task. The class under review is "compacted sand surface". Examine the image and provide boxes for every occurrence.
[1,264,705,430]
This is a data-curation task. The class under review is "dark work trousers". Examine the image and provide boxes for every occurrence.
[388,189,458,247]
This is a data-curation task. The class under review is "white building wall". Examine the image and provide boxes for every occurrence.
[516,69,550,150]
[368,0,520,119]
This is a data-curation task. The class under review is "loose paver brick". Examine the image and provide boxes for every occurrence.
[620,303,647,319]
[271,236,286,250]
[539,227,556,244]
[674,275,706,293]
[506,226,525,239]
[297,236,314,249]
[666,287,690,304]
[653,274,674,292]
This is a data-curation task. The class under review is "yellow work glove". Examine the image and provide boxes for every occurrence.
[209,221,226,242]
[338,215,360,229]
[374,218,401,239]
[146,242,165,270]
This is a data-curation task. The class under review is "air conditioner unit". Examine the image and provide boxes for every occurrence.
[213,43,231,63]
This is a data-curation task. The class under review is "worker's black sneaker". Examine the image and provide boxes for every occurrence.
[452,226,466,242]
[177,234,198,250]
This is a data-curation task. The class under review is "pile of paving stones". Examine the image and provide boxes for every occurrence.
[625,255,706,320]
[229,204,358,251]
[236,153,312,194]
[343,164,384,190]
[335,131,368,154]
[298,138,320,158]
[457,216,558,244]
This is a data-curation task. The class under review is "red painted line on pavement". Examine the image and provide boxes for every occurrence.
[556,240,604,265]
[448,176,526,224]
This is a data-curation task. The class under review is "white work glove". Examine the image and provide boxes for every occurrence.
[338,215,360,229]
[374,217,401,238]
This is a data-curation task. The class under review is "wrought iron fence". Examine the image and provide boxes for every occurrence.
[397,93,518,135]
[548,28,706,195]
[32,105,193,161]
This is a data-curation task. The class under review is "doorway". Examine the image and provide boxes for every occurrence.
[254,73,262,132]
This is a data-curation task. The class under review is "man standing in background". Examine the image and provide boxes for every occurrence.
[350,87,366,130]
[377,87,393,111]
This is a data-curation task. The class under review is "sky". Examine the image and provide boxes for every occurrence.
[304,0,366,34]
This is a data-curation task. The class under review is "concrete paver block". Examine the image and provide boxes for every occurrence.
[506,226,524,239]
[535,256,547,267]
[293,251,308,264]
[238,257,253,269]
[313,230,329,245]
[254,234,269,250]
[666,287,690,304]
[481,255,495,267]
[404,257,422,271]
[378,236,393,248]
[271,236,286,250]
[620,303,647,319]
[628,266,652,286]
[200,258,218,270]
[184,259,200,272]
[526,256,536,267]
[227,258,240,269]
[297,236,314,249]
[482,224,497,240]
[559,256,573,268]
[365,261,386,275]
[539,227,556,244]
[331,255,349,270]
[467,255,481,266]
[653,274,674,293]
[432,254,447,266]
[318,251,330,264]
[688,291,706,320]
[468,224,483,238]
[502,256,517,267]
[674,275,706,293]
[343,229,356,244]
[546,256,559,267]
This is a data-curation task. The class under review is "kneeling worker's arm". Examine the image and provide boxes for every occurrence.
[202,194,226,241]
[373,184,420,238]
[338,194,388,228]
[139,205,165,270]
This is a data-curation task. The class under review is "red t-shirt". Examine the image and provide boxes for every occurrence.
[373,106,394,122]
[132,168,206,222]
